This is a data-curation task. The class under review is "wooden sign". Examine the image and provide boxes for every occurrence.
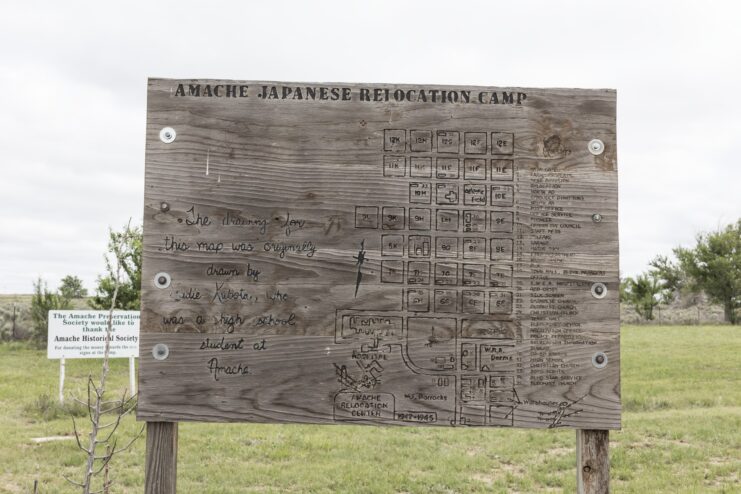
[138,79,620,429]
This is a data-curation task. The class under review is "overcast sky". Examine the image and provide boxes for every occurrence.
[1,1,739,294]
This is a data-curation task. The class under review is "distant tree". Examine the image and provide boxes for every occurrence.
[59,275,88,300]
[675,219,741,324]
[30,277,72,346]
[0,303,23,341]
[89,223,142,310]
[619,277,629,303]
[622,272,670,321]
[648,254,686,300]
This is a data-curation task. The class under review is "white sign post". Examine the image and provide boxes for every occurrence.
[47,311,140,404]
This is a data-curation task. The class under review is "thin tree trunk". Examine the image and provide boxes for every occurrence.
[725,303,736,325]
[81,263,120,493]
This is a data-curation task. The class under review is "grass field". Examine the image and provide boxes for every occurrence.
[0,325,739,493]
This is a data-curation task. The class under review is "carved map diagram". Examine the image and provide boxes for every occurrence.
[137,80,620,429]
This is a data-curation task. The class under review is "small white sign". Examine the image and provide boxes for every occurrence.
[47,310,140,359]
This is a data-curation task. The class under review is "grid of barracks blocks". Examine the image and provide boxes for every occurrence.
[355,129,515,315]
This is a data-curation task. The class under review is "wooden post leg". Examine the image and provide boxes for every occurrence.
[576,429,609,494]
[145,422,178,494]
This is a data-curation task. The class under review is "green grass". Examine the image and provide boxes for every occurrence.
[0,326,739,493]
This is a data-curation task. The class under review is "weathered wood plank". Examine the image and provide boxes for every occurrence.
[144,422,178,494]
[137,333,619,428]
[138,79,620,429]
[577,429,610,493]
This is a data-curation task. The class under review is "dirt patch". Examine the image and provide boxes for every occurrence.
[0,474,23,494]
[471,473,496,486]
[465,446,484,457]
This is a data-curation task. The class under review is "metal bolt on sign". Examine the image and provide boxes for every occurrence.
[160,202,170,212]
[152,343,169,361]
[591,213,602,223]
[154,272,171,289]
[591,282,607,299]
[588,139,604,155]
[592,352,608,369]
[160,127,176,143]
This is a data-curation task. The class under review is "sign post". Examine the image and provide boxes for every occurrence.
[59,358,65,405]
[140,79,619,493]
[47,310,140,401]
[129,356,137,395]
[577,429,610,493]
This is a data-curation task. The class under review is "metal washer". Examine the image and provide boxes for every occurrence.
[160,127,176,143]
[154,272,171,289]
[588,138,604,155]
[591,282,607,299]
[152,343,169,361]
[592,352,608,369]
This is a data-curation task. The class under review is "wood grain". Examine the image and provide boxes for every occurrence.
[144,422,178,494]
[138,79,620,429]
[577,429,610,493]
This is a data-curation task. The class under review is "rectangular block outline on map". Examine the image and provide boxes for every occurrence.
[435,236,459,259]
[460,375,488,404]
[433,289,458,313]
[490,159,514,181]
[490,131,514,155]
[355,206,379,229]
[408,208,432,231]
[463,183,487,206]
[406,288,431,312]
[436,130,460,154]
[436,183,459,205]
[436,157,460,179]
[490,238,513,261]
[464,131,487,155]
[333,392,396,422]
[488,405,515,427]
[384,129,406,152]
[462,210,487,233]
[381,234,404,257]
[458,405,487,426]
[460,319,517,339]
[382,206,406,230]
[479,342,516,374]
[383,155,406,177]
[405,316,458,371]
[409,182,432,204]
[490,185,514,207]
[460,343,477,372]
[381,260,405,284]
[435,209,459,231]
[395,411,438,424]
[489,264,513,287]
[488,291,513,314]
[410,157,432,178]
[407,261,431,285]
[408,235,432,258]
[462,263,486,287]
[490,211,514,233]
[461,289,485,314]
[409,129,433,152]
[433,262,459,286]
[336,311,405,342]
[463,158,487,180]
[462,237,487,260]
